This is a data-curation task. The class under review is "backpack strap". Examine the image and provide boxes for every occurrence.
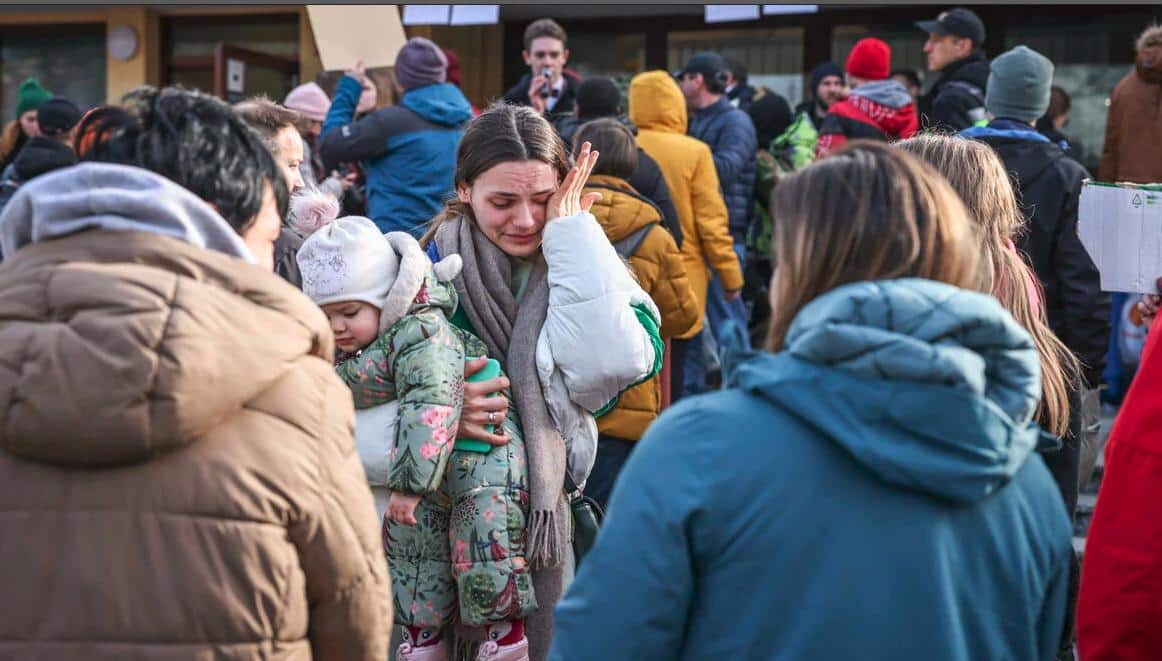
[613,223,656,260]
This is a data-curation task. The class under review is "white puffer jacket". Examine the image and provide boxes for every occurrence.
[537,211,661,485]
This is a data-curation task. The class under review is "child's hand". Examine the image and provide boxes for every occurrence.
[388,492,422,526]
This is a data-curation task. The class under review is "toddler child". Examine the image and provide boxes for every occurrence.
[295,193,536,661]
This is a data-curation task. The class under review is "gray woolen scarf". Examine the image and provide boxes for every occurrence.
[434,215,571,568]
[435,215,574,661]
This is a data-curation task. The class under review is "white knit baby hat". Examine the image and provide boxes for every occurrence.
[293,191,400,308]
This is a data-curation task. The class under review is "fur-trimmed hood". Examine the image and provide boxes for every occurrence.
[1137,25,1162,84]
[378,231,461,334]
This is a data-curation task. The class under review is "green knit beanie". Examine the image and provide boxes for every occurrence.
[17,78,53,117]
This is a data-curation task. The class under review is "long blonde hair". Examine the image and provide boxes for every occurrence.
[897,134,1079,436]
[766,140,979,351]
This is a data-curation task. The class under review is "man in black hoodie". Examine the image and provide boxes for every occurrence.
[964,49,1108,661]
[963,46,1108,399]
[917,8,990,131]
[0,97,80,214]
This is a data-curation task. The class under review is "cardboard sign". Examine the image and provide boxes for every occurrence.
[306,5,408,71]
[1079,180,1162,293]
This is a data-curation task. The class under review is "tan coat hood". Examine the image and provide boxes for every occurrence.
[629,70,689,135]
[0,165,333,467]
[0,166,390,659]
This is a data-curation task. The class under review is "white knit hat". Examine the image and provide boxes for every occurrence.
[293,191,399,308]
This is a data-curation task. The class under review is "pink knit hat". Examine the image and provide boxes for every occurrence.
[284,82,330,122]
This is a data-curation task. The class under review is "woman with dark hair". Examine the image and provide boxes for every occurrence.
[420,102,662,661]
[551,140,1072,660]
[0,85,391,660]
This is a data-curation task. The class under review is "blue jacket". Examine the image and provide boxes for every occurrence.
[319,78,473,236]
[552,279,1073,661]
[688,96,757,243]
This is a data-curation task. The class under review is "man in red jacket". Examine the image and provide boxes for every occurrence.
[1078,296,1162,658]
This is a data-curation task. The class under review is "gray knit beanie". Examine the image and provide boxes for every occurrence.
[986,45,1054,123]
[394,37,448,91]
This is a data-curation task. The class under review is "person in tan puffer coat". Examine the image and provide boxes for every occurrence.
[574,118,701,508]
[0,155,391,656]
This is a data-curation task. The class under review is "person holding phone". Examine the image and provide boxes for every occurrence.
[502,18,583,120]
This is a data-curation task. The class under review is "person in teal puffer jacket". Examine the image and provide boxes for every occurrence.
[551,140,1073,661]
[319,37,473,236]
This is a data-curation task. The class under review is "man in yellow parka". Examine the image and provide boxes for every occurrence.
[628,70,743,401]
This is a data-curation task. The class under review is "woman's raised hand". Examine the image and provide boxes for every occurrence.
[345,60,368,84]
[547,141,603,221]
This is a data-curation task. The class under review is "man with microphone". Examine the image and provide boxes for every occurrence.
[502,18,583,119]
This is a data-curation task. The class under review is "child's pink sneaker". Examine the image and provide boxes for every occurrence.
[397,640,447,661]
[475,637,529,661]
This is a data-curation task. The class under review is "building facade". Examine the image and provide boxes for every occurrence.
[1,4,1156,174]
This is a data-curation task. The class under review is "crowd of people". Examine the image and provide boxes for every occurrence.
[0,7,1161,661]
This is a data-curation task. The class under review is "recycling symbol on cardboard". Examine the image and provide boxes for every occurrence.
[1133,193,1143,208]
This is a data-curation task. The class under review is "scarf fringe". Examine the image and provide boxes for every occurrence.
[527,508,566,570]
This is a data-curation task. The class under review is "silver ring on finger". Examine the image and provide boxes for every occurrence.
[488,411,497,424]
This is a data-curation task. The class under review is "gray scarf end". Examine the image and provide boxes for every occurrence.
[527,508,566,571]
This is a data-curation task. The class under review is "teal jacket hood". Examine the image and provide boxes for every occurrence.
[733,279,1044,503]
[400,83,473,128]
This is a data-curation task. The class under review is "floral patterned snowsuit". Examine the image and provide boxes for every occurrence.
[336,266,537,629]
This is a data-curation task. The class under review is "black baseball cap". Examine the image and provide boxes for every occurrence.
[36,97,82,136]
[916,8,986,45]
[673,52,730,86]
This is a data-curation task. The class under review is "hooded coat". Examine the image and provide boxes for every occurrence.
[584,174,699,440]
[551,279,1073,661]
[0,163,392,660]
[1099,28,1162,183]
[816,80,919,158]
[320,78,473,236]
[628,71,743,337]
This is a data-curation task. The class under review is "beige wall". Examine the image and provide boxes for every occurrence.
[104,7,161,103]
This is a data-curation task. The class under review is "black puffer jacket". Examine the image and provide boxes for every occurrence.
[920,51,990,132]
[688,96,757,244]
[967,121,1111,387]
